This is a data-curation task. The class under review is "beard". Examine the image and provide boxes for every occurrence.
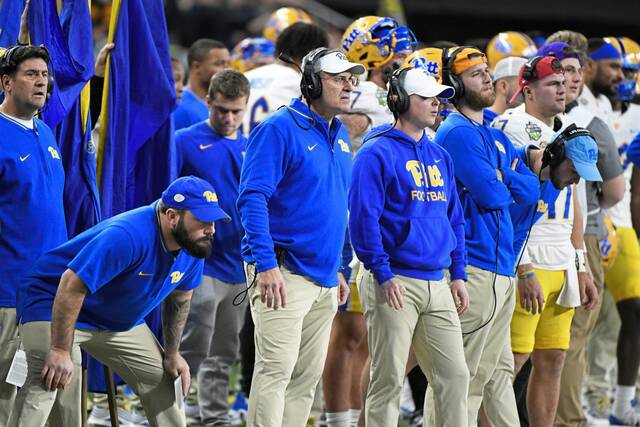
[591,74,618,98]
[172,216,213,259]
[463,86,496,110]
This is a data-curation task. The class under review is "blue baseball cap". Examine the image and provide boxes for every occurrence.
[161,176,231,222]
[556,128,602,182]
[537,42,582,62]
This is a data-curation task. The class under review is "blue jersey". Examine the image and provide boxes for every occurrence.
[238,98,352,287]
[435,113,539,276]
[18,201,203,331]
[174,88,208,131]
[176,121,246,283]
[349,125,466,285]
[0,114,67,307]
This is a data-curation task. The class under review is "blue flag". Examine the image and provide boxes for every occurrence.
[97,0,177,218]
[0,0,99,236]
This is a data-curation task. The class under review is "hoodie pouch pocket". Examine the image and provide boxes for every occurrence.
[391,217,457,268]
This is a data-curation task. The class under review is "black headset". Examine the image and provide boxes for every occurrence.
[441,46,471,101]
[387,67,412,116]
[541,123,592,169]
[0,45,55,97]
[521,55,563,84]
[300,47,338,103]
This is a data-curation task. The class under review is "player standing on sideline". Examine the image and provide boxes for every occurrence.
[484,56,527,125]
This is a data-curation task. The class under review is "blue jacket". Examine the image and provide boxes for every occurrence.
[435,113,539,276]
[0,115,67,307]
[350,125,466,285]
[176,121,246,284]
[237,98,352,287]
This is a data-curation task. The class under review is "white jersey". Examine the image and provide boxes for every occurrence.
[606,103,640,228]
[349,80,393,128]
[578,85,614,126]
[243,63,301,136]
[494,108,575,270]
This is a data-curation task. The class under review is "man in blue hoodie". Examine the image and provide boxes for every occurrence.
[237,48,364,426]
[435,46,540,426]
[350,67,469,426]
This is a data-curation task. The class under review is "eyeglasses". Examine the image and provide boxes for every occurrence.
[322,74,359,87]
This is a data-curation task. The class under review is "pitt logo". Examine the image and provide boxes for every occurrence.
[341,29,361,51]
[406,161,444,188]
[203,191,218,203]
[494,140,506,154]
[48,146,60,159]
[170,271,184,284]
[537,200,548,213]
[337,139,350,153]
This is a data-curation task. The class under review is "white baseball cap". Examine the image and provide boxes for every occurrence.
[402,68,455,99]
[312,49,366,75]
[493,56,527,81]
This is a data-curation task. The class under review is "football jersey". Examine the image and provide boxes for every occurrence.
[350,80,393,128]
[578,85,614,126]
[606,103,640,228]
[494,108,574,270]
[242,63,301,136]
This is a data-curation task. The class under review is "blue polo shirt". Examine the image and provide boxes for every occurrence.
[176,121,246,284]
[174,88,208,131]
[238,98,352,287]
[18,201,203,331]
[0,113,67,308]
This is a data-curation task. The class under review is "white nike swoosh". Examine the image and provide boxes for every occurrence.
[138,271,153,277]
[435,159,442,163]
[199,144,213,150]
[19,154,30,162]
[308,144,318,151]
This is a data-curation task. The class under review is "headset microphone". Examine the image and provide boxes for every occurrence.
[278,52,303,73]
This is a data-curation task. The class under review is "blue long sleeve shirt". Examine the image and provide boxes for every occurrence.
[176,121,246,284]
[349,125,466,285]
[237,98,352,287]
[435,113,539,276]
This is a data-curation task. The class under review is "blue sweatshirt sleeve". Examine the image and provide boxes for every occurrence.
[349,150,395,285]
[501,140,540,205]
[628,132,640,168]
[440,127,515,211]
[237,123,289,272]
[445,154,467,281]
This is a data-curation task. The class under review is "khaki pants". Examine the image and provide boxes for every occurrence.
[556,235,605,426]
[439,265,518,427]
[361,274,469,427]
[0,307,19,426]
[585,287,619,400]
[245,265,337,427]
[8,322,185,427]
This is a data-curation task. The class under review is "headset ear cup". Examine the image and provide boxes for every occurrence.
[396,85,409,114]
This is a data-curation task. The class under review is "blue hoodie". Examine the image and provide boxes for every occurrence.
[349,124,466,285]
[435,113,539,276]
[237,98,352,287]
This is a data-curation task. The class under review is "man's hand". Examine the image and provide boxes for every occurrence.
[517,266,544,314]
[496,169,504,182]
[163,351,190,397]
[380,277,406,310]
[337,272,350,305]
[578,271,598,310]
[18,0,30,45]
[94,43,115,78]
[41,347,74,391]
[257,267,287,309]
[450,279,469,316]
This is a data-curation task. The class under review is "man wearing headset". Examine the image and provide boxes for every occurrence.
[349,67,469,426]
[237,48,364,427]
[0,45,67,422]
[494,55,599,424]
[433,46,539,426]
